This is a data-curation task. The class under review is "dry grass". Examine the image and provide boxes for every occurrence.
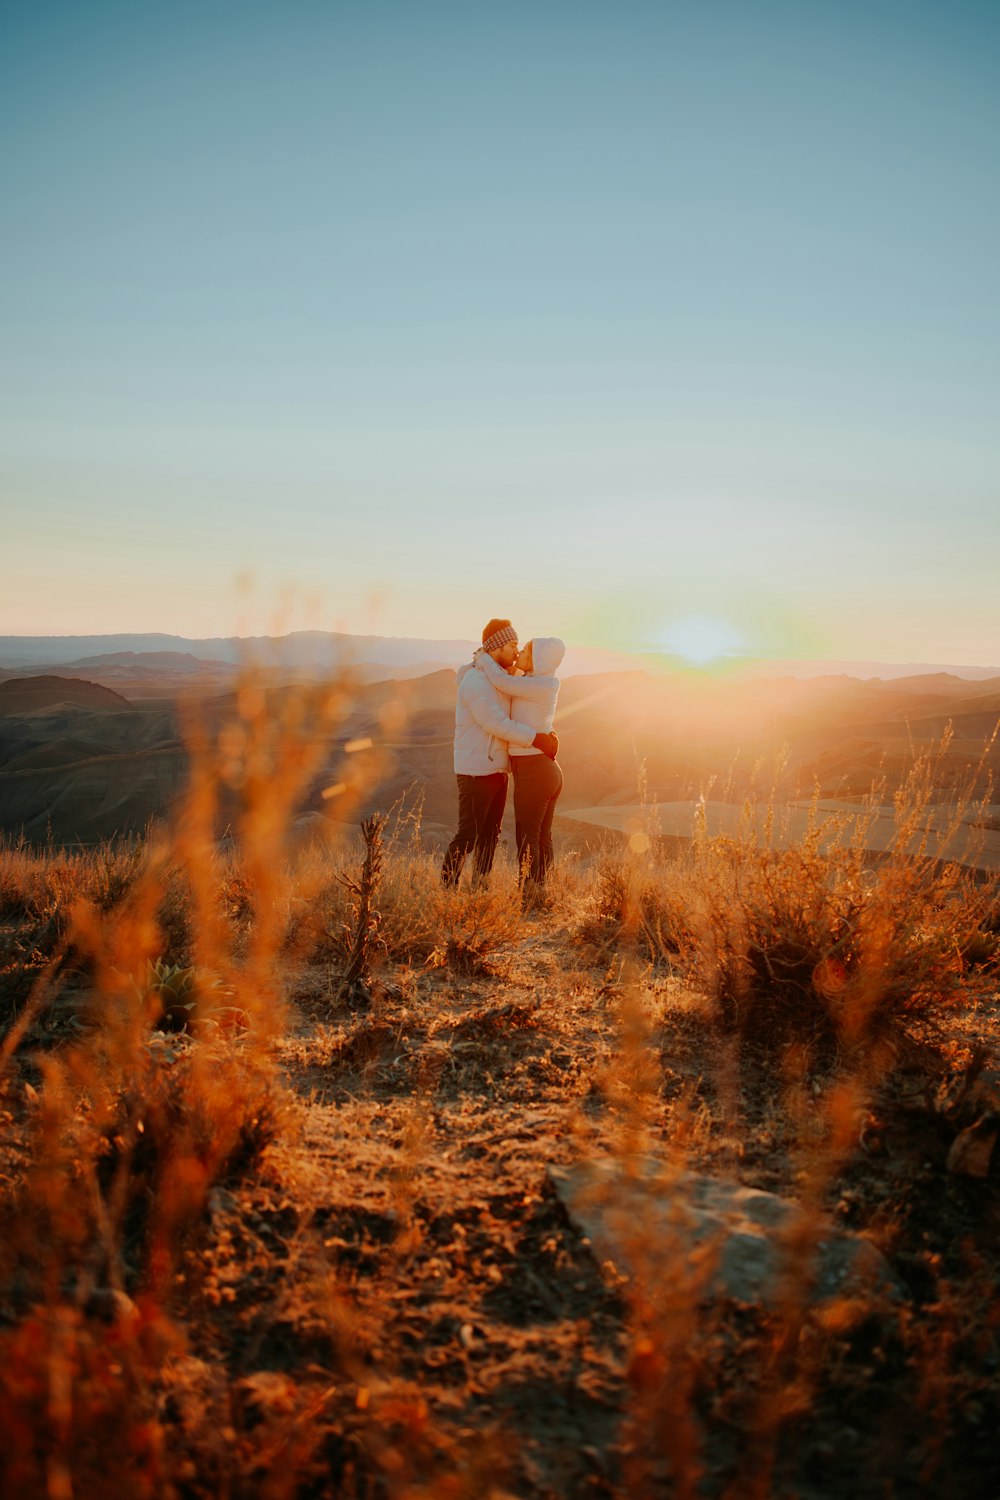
[286,837,524,983]
[583,740,998,1054]
[0,701,998,1498]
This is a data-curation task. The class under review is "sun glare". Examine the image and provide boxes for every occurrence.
[659,615,745,665]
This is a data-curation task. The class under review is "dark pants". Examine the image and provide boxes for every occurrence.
[441,772,508,887]
[511,754,563,885]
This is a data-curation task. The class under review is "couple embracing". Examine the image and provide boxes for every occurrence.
[441,617,565,905]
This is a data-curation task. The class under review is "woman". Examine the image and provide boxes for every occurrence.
[474,637,565,903]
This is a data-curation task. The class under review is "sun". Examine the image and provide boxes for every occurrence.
[659,615,746,665]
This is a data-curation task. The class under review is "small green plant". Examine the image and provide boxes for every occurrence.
[134,958,245,1033]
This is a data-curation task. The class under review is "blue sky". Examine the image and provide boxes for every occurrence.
[3,1,998,662]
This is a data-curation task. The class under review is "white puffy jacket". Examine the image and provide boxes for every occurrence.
[452,663,536,775]
[474,637,565,758]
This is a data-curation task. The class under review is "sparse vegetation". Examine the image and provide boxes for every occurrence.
[584,748,998,1056]
[336,813,387,1005]
[0,699,998,1499]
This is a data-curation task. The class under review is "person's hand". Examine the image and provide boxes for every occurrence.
[532,731,558,759]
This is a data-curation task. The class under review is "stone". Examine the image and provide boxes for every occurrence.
[946,1114,998,1179]
[548,1159,903,1310]
[937,1062,1000,1126]
[208,1186,239,1221]
[967,1069,1000,1116]
[85,1288,140,1325]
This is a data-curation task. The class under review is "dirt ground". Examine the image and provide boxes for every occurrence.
[155,916,1000,1500]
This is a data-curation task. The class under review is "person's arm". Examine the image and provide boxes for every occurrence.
[473,651,560,757]
[474,649,557,703]
[463,673,557,756]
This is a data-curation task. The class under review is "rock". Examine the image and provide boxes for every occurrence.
[937,1060,1000,1126]
[946,1114,998,1178]
[548,1159,903,1310]
[967,1069,1000,1116]
[85,1288,140,1325]
[208,1187,239,1222]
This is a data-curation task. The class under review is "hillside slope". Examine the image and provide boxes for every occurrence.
[1,669,998,850]
[0,676,132,716]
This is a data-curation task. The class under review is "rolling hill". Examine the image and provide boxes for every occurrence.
[0,676,132,716]
[0,668,997,858]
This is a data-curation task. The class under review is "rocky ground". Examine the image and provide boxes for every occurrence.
[149,915,1000,1499]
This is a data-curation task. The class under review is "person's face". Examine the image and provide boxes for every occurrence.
[515,642,533,674]
[492,638,519,672]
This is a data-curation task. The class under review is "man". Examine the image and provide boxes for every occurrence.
[441,618,558,887]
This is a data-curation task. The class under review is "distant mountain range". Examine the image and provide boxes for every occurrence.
[1,631,997,685]
[0,631,477,671]
[0,632,641,695]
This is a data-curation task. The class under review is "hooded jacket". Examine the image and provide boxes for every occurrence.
[452,662,537,776]
[474,637,565,758]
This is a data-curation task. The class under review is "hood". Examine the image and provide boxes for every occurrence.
[530,637,565,675]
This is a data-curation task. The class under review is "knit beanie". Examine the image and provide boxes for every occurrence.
[482,624,518,654]
[530,638,566,675]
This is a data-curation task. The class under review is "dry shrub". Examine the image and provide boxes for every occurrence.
[85,838,148,912]
[291,837,524,980]
[415,872,523,977]
[0,1019,287,1497]
[2,1038,283,1300]
[352,787,524,975]
[151,851,256,968]
[581,844,633,941]
[281,776,526,989]
[0,669,371,1499]
[581,842,682,961]
[152,863,195,966]
[0,838,180,1037]
[0,836,144,921]
[371,845,441,961]
[600,741,996,1051]
[0,843,133,1023]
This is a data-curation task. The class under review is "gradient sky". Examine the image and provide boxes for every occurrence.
[3,1,998,663]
